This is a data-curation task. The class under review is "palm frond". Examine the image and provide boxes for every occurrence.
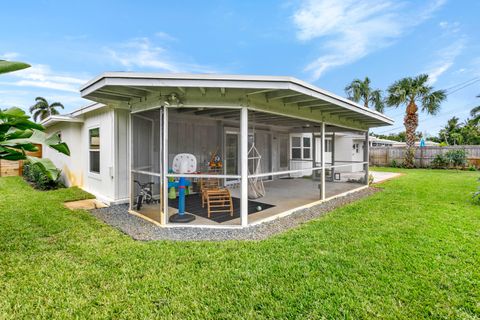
[421,89,447,115]
[471,105,480,117]
[345,79,363,103]
[370,89,385,113]
[32,109,48,122]
[49,102,64,109]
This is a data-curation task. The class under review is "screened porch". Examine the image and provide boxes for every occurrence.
[130,107,369,227]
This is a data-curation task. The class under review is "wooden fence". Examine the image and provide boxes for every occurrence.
[369,145,480,168]
[0,145,42,177]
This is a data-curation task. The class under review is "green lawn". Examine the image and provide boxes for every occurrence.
[0,170,479,319]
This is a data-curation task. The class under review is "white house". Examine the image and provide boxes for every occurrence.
[42,73,393,227]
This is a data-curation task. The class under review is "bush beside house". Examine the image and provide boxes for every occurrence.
[23,162,64,190]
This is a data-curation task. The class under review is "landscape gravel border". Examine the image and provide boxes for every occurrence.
[90,187,380,241]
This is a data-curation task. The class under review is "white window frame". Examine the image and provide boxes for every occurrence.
[290,133,312,160]
[89,127,100,174]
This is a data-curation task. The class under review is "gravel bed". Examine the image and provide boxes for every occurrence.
[90,187,379,241]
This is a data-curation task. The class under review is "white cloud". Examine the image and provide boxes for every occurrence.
[105,37,216,73]
[439,21,460,33]
[0,52,20,60]
[293,0,447,80]
[1,64,87,92]
[426,39,465,84]
[155,31,176,41]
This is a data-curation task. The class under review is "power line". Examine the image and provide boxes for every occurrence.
[444,76,480,91]
[446,78,480,96]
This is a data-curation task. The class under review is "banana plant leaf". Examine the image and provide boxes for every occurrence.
[1,129,70,156]
[26,156,61,181]
[0,60,31,75]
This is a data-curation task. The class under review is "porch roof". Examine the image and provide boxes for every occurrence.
[80,72,394,129]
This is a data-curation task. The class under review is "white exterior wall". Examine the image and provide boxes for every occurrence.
[79,108,116,203]
[43,122,83,187]
[333,135,364,173]
[288,132,366,175]
[44,107,129,204]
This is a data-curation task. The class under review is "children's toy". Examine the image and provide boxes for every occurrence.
[208,147,223,170]
[133,180,159,211]
[168,153,197,223]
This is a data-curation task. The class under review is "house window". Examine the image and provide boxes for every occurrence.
[325,139,332,153]
[303,137,311,159]
[89,128,100,174]
[353,143,359,153]
[291,134,312,160]
[291,136,302,159]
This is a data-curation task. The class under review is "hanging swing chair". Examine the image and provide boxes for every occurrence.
[248,114,266,199]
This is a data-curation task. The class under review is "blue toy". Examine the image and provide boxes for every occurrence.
[168,153,197,223]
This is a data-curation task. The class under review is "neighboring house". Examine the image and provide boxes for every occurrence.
[368,136,440,147]
[42,73,393,227]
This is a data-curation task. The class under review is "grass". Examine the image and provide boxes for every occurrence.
[0,169,479,319]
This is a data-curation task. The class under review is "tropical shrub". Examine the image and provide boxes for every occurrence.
[445,149,467,168]
[23,162,64,190]
[431,154,448,169]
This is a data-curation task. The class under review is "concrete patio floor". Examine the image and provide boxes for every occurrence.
[133,172,402,227]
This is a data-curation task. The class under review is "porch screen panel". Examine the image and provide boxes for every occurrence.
[130,109,162,223]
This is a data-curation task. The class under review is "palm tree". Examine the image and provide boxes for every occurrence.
[345,77,384,113]
[0,60,30,74]
[471,95,480,125]
[29,97,64,122]
[386,74,446,168]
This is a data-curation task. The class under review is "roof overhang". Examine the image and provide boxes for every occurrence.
[40,115,84,128]
[80,72,394,129]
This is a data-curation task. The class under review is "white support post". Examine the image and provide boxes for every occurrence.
[364,130,370,185]
[321,122,325,200]
[162,106,169,225]
[240,107,249,227]
[128,112,133,210]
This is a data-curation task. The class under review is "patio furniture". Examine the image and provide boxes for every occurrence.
[200,177,221,207]
[200,176,234,218]
[204,189,234,218]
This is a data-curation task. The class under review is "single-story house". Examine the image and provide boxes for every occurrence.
[42,73,393,227]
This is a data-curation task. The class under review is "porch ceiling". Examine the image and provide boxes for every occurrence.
[80,73,394,129]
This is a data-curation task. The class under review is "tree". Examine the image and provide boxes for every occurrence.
[0,107,69,180]
[438,117,461,145]
[386,74,446,168]
[471,95,480,125]
[0,60,30,74]
[29,97,64,122]
[345,77,384,113]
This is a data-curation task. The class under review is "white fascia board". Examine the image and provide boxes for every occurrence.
[69,102,107,117]
[79,72,394,126]
[41,115,84,128]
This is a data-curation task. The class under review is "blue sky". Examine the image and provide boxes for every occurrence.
[1,0,479,135]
